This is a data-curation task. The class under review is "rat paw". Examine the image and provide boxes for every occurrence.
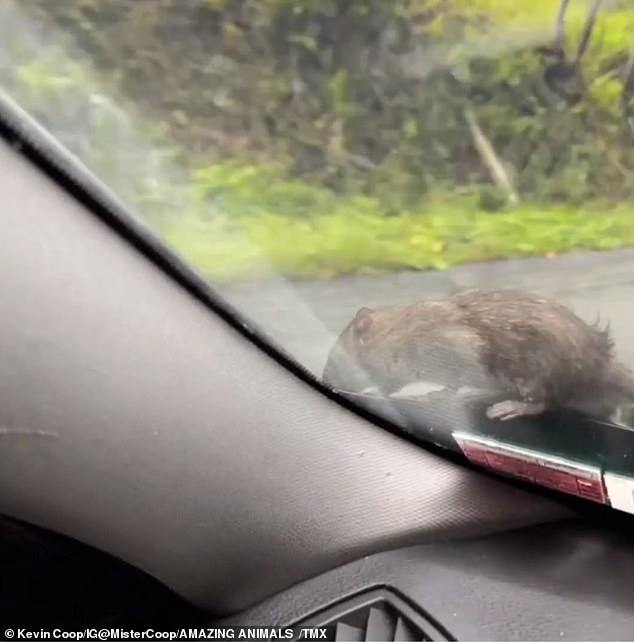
[486,400,546,421]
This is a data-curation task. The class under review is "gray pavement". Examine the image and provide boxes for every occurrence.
[220,248,634,378]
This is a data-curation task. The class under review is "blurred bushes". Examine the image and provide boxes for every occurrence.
[3,0,634,280]
[18,0,634,206]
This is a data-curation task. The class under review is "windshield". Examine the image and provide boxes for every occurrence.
[3,0,634,508]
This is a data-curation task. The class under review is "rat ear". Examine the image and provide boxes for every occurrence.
[353,307,374,344]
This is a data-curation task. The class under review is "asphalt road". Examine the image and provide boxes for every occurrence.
[221,247,634,378]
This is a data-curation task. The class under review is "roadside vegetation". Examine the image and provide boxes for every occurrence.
[2,0,634,280]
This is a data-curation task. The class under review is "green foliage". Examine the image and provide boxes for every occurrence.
[17,0,634,204]
[193,162,338,218]
[159,176,634,281]
[3,0,634,281]
[477,185,510,212]
[148,159,634,281]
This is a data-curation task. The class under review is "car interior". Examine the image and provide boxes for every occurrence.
[3,81,634,641]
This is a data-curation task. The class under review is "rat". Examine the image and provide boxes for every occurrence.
[322,288,634,421]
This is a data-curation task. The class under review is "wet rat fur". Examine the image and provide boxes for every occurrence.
[322,288,634,421]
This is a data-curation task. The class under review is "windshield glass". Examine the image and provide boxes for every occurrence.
[3,0,634,508]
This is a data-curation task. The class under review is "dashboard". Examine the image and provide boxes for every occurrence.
[225,519,634,641]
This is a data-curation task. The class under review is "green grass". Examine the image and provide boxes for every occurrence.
[6,0,634,286]
[158,198,634,282]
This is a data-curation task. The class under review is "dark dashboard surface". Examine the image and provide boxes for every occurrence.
[5,515,633,640]
[224,519,634,641]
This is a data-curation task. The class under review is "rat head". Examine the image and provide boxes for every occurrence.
[322,306,381,392]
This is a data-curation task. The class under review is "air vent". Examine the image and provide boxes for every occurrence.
[291,587,452,641]
[324,602,425,641]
